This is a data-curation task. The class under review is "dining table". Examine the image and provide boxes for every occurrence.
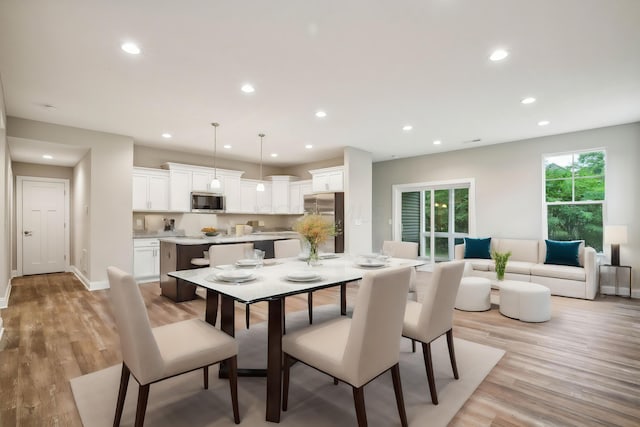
[168,254,425,423]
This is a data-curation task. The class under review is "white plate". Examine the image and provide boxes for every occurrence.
[356,259,387,268]
[236,259,261,266]
[286,271,321,282]
[216,270,255,282]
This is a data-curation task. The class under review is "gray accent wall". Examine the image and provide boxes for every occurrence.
[373,122,640,295]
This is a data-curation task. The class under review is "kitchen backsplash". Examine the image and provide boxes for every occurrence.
[133,212,299,235]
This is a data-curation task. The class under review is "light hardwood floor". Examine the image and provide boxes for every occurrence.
[0,272,638,426]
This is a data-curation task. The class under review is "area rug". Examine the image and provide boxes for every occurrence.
[71,305,504,426]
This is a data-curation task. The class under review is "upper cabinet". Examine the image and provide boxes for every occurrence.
[240,179,272,213]
[289,180,313,214]
[162,163,244,212]
[132,167,169,211]
[310,166,344,192]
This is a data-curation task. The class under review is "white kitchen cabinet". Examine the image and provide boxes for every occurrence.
[240,179,272,213]
[132,167,169,211]
[310,166,344,192]
[133,238,160,282]
[222,173,242,212]
[191,170,213,192]
[289,179,312,214]
[168,168,192,212]
[270,176,295,214]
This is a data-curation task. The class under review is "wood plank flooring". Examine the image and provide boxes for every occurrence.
[0,272,638,426]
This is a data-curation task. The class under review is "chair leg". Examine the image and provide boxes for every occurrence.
[352,386,368,427]
[446,329,459,380]
[245,305,250,329]
[134,384,150,427]
[227,356,240,424]
[282,353,291,411]
[333,377,339,385]
[307,291,313,324]
[113,363,130,427]
[203,366,209,390]
[391,364,409,427]
[411,339,416,353]
[282,298,286,335]
[422,342,438,405]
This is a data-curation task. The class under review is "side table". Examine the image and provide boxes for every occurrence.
[599,265,632,298]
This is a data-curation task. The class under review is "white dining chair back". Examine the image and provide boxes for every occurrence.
[274,239,302,259]
[382,240,419,259]
[209,243,254,266]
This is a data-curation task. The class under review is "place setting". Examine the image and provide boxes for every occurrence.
[283,270,323,283]
[206,267,259,285]
[353,252,391,269]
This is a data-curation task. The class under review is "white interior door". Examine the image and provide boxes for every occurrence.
[21,179,66,275]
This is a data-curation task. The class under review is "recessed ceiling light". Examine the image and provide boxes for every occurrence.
[433,140,442,145]
[42,154,53,159]
[305,144,313,149]
[161,133,172,138]
[241,84,255,93]
[121,42,141,55]
[270,153,278,157]
[538,120,550,126]
[223,144,231,149]
[521,97,536,105]
[402,125,413,131]
[489,49,509,61]
[315,111,327,118]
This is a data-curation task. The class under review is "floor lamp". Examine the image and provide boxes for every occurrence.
[604,225,628,266]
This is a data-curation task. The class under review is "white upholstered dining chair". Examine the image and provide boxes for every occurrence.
[401,260,465,405]
[209,243,254,329]
[382,240,420,301]
[107,266,240,426]
[282,267,412,427]
[274,239,314,326]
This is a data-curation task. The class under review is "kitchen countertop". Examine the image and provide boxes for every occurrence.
[158,232,299,245]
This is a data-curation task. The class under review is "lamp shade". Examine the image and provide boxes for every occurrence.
[604,225,628,244]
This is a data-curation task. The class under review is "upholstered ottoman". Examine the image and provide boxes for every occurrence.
[455,277,492,311]
[499,280,551,322]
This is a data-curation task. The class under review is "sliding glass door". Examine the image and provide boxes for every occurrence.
[394,180,474,263]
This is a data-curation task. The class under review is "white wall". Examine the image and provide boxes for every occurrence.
[344,147,373,254]
[73,151,91,279]
[0,77,11,322]
[7,117,134,289]
[373,122,640,295]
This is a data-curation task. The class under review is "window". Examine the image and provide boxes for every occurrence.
[394,179,474,262]
[544,150,605,251]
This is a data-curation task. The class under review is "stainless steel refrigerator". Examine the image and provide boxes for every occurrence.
[303,192,345,253]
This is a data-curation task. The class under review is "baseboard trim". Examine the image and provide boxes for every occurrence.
[71,266,109,291]
[0,281,11,309]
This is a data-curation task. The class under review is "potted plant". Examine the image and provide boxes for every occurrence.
[492,250,512,281]
[293,214,336,265]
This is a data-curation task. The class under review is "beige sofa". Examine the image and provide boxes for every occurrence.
[454,238,597,300]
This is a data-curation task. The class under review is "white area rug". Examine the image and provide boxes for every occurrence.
[71,306,503,427]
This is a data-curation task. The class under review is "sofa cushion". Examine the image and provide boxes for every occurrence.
[530,263,586,281]
[467,259,494,271]
[539,240,585,266]
[504,261,536,275]
[464,237,491,259]
[497,239,539,264]
[544,240,581,267]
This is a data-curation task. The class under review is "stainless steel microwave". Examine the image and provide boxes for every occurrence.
[191,192,225,213]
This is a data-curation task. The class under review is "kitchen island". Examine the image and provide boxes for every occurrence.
[159,233,299,302]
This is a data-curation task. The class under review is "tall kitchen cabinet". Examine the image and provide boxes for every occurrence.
[310,166,344,192]
[289,180,313,214]
[132,167,169,211]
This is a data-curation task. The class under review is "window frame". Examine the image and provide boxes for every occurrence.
[392,178,476,262]
[541,148,607,251]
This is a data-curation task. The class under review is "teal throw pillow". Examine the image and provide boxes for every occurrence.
[464,237,492,259]
[544,240,581,267]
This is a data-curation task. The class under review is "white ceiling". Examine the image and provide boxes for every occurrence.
[1,0,639,168]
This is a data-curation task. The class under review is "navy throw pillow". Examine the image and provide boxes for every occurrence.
[545,240,581,267]
[464,237,492,259]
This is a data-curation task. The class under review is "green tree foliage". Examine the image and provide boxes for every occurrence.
[545,151,605,251]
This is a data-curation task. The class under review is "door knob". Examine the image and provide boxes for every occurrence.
[24,231,33,236]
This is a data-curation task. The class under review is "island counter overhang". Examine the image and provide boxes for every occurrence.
[159,233,299,302]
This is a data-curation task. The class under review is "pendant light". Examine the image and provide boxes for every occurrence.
[256,133,265,192]
[210,122,221,190]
